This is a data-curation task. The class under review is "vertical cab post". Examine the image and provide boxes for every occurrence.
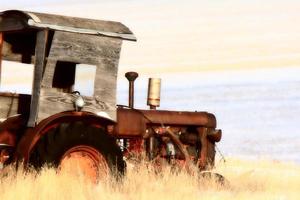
[27,30,49,127]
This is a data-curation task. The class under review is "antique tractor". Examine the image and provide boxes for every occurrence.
[0,10,222,181]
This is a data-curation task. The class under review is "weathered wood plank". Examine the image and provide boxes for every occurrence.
[42,31,122,88]
[49,31,122,63]
[1,41,35,63]
[2,39,22,62]
[39,31,122,122]
[1,30,37,64]
[0,15,27,32]
[0,95,18,119]
[38,88,116,122]
[94,56,120,106]
[28,12,133,34]
[41,59,56,88]
[27,30,48,127]
[0,11,135,41]
[0,93,31,120]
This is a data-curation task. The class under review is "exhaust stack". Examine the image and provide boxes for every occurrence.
[125,71,139,108]
[147,78,161,110]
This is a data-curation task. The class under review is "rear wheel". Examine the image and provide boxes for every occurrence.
[29,121,125,182]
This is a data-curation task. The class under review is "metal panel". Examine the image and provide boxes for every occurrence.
[141,109,217,128]
[115,108,147,137]
[115,108,217,137]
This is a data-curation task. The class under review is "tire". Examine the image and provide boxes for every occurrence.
[29,121,125,178]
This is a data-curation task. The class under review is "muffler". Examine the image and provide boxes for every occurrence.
[147,78,161,110]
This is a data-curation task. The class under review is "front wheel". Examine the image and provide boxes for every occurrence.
[29,121,125,182]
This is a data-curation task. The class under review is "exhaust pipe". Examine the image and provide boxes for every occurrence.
[147,78,161,110]
[125,71,139,108]
[146,78,161,160]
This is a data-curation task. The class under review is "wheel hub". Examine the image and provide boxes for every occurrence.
[59,145,109,183]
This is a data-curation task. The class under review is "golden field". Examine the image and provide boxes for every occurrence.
[0,158,299,200]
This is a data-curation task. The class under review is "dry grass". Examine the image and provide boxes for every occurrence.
[0,158,299,200]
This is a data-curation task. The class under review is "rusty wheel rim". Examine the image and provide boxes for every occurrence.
[59,145,109,183]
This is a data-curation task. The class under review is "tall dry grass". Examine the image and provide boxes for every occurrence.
[0,158,299,200]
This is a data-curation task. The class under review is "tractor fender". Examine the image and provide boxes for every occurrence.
[0,115,27,148]
[16,111,115,163]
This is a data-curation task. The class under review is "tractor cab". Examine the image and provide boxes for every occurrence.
[0,10,136,127]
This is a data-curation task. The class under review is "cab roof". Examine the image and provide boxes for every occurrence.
[0,10,136,41]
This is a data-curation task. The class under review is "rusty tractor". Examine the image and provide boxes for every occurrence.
[0,10,222,181]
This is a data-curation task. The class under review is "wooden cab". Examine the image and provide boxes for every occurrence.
[0,10,136,126]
